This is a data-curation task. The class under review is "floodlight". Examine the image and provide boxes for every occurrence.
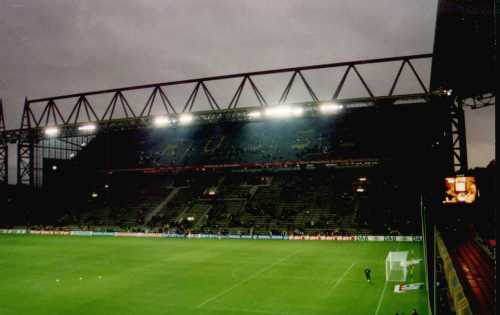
[264,105,303,118]
[358,177,367,182]
[78,124,97,132]
[178,113,194,125]
[248,111,262,119]
[187,216,195,222]
[51,165,58,171]
[153,116,171,127]
[44,126,60,137]
[356,187,365,193]
[91,192,98,198]
[319,102,343,114]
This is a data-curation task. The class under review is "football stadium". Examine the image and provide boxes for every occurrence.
[0,1,495,315]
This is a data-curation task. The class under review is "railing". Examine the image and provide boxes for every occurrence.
[436,231,473,315]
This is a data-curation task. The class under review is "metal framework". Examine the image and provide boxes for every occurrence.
[462,93,495,110]
[19,53,432,129]
[0,99,7,183]
[448,99,468,173]
[0,53,444,186]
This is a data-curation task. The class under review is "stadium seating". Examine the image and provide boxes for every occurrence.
[63,166,421,237]
[448,237,496,315]
[30,108,433,236]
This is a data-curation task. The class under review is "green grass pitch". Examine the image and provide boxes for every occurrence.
[0,235,429,315]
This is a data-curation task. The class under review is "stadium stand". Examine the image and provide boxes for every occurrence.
[3,105,439,237]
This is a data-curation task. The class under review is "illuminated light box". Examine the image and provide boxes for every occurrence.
[443,176,477,204]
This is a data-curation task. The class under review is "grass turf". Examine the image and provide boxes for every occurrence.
[0,235,429,315]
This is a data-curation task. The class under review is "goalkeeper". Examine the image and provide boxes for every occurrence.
[364,268,372,283]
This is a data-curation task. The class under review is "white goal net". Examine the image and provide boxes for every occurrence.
[385,251,409,282]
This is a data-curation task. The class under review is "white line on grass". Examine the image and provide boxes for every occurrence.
[197,250,299,308]
[374,280,389,315]
[330,261,356,291]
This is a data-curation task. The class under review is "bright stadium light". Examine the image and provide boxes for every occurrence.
[178,113,194,125]
[319,102,344,114]
[78,124,97,132]
[264,105,303,119]
[153,116,171,127]
[248,111,262,119]
[91,192,98,198]
[44,126,60,137]
[356,187,365,193]
[358,177,367,182]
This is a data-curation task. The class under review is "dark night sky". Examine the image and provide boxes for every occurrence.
[0,0,495,183]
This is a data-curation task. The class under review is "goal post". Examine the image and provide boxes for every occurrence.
[385,251,409,282]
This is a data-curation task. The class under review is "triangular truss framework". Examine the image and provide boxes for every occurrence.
[19,54,432,129]
[5,53,464,186]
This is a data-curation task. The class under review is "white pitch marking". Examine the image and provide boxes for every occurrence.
[330,261,356,290]
[197,251,299,308]
[374,280,389,315]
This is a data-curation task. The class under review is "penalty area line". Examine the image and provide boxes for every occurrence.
[197,250,299,308]
[374,280,389,315]
[329,261,356,292]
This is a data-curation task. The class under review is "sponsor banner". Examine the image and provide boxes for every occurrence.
[356,235,421,242]
[271,235,285,240]
[144,233,163,238]
[126,232,157,238]
[115,232,147,237]
[92,232,115,236]
[162,233,184,238]
[368,236,385,241]
[30,230,70,235]
[70,231,93,236]
[394,283,425,293]
[395,236,413,242]
[290,235,356,241]
[356,235,368,241]
[413,235,423,242]
[255,235,271,240]
[338,236,356,241]
[0,229,27,234]
[12,229,423,243]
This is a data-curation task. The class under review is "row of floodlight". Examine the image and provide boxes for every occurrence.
[44,123,97,137]
[152,113,194,127]
[247,102,344,120]
[42,114,195,137]
[41,103,344,137]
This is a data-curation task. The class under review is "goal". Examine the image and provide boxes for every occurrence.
[385,251,409,282]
